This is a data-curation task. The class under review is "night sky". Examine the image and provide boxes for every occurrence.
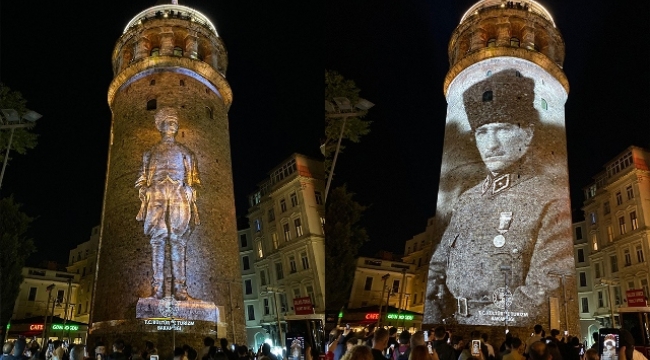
[0,1,323,265]
[325,0,650,256]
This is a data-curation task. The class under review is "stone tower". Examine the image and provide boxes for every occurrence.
[90,1,245,353]
[424,0,579,337]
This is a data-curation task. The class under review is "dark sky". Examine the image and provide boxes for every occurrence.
[0,1,323,265]
[324,0,650,256]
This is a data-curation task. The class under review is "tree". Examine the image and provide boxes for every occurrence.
[323,70,372,177]
[0,83,39,162]
[0,196,35,331]
[324,185,368,313]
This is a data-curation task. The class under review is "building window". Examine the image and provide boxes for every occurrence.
[642,279,650,299]
[244,279,253,295]
[482,91,493,102]
[279,293,288,312]
[595,263,601,279]
[289,255,297,274]
[173,46,183,56]
[487,38,496,47]
[293,288,301,299]
[260,270,267,286]
[306,285,315,307]
[541,98,548,110]
[257,241,263,258]
[592,234,598,251]
[577,249,585,263]
[28,287,37,301]
[579,272,587,287]
[77,304,82,315]
[146,99,157,111]
[581,297,589,313]
[364,277,373,291]
[150,80,156,86]
[637,245,645,263]
[301,251,309,269]
[590,212,597,224]
[255,219,262,232]
[283,223,291,241]
[272,233,279,249]
[614,287,622,305]
[57,290,65,304]
[631,211,638,230]
[295,218,303,237]
[243,256,250,271]
[290,192,298,207]
[628,281,635,290]
[486,70,492,77]
[247,305,255,321]
[206,107,213,120]
[268,209,275,222]
[616,192,623,205]
[280,199,287,212]
[240,234,248,248]
[180,79,185,86]
[610,255,618,273]
[315,191,323,205]
[320,216,326,232]
[275,262,284,280]
[392,280,400,294]
[598,291,604,308]
[510,37,520,47]
[575,227,583,240]
[604,201,611,215]
[619,216,627,235]
[607,226,614,242]
[150,47,160,57]
[625,249,632,266]
[627,186,634,200]
[263,299,270,315]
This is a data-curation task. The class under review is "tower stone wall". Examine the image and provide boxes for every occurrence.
[424,0,579,341]
[90,4,245,354]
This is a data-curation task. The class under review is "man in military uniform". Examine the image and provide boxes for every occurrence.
[136,107,201,301]
[424,69,573,326]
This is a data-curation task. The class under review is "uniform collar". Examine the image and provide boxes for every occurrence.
[480,158,535,196]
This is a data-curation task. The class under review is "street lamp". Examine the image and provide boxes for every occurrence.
[600,278,619,328]
[0,109,42,190]
[262,286,285,352]
[324,97,373,203]
[377,273,390,328]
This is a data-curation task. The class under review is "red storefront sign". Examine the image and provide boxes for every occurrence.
[293,296,314,315]
[364,313,379,320]
[626,289,646,307]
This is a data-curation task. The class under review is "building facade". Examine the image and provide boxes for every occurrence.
[247,154,326,348]
[91,1,244,352]
[425,0,578,336]
[66,225,100,324]
[580,146,650,334]
[573,220,600,345]
[239,226,265,350]
[401,217,436,315]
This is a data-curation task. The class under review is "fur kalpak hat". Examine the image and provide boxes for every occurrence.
[463,68,539,131]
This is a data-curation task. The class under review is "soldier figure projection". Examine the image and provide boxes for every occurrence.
[136,107,201,301]
[424,69,573,326]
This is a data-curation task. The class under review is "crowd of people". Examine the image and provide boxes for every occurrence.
[0,337,269,360]
[324,324,649,360]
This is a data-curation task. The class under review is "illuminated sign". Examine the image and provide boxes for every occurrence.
[143,319,195,331]
[293,297,314,315]
[364,313,379,320]
[626,289,646,307]
[425,61,574,328]
[29,324,44,331]
[387,313,414,321]
[51,324,79,331]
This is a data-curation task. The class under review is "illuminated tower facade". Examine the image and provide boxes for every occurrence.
[424,0,579,336]
[90,1,245,351]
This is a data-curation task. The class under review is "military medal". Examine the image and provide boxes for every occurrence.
[494,212,513,248]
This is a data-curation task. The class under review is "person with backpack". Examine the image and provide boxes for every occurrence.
[393,331,411,360]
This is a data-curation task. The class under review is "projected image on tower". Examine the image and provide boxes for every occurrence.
[424,63,573,327]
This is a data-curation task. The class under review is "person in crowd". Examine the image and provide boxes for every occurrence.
[372,328,389,360]
[341,346,373,360]
[393,331,411,360]
[481,334,495,360]
[431,326,455,360]
[1,342,14,360]
[502,338,523,360]
[410,333,426,348]
[202,339,215,360]
[409,345,438,360]
[107,340,127,360]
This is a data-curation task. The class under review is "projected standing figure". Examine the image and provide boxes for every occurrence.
[136,107,201,301]
[425,69,573,326]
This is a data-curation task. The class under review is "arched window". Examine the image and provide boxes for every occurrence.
[173,46,183,57]
[147,99,157,111]
[206,106,214,119]
[510,37,520,47]
[541,99,548,110]
[486,70,492,77]
[150,47,160,57]
[150,80,155,86]
[487,38,496,47]
[180,80,185,87]
[482,91,493,102]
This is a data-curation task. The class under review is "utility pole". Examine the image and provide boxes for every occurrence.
[41,284,55,345]
[377,274,390,328]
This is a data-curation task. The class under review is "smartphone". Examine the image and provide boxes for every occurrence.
[150,356,159,360]
[564,330,569,336]
[424,331,429,342]
[427,344,433,355]
[471,340,481,357]
[598,328,620,360]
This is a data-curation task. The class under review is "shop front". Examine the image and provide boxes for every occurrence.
[6,316,87,344]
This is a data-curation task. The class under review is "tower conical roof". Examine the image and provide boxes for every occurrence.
[460,0,556,27]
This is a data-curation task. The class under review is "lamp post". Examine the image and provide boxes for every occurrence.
[323,97,373,203]
[377,273,390,328]
[0,109,42,190]
[263,286,285,352]
[41,284,55,345]
[600,278,619,328]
